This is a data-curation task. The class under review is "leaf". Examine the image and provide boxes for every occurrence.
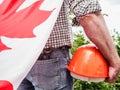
[0,0,54,52]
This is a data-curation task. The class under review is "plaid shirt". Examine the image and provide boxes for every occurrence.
[45,0,101,49]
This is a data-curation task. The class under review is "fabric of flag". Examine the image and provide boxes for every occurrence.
[0,0,63,90]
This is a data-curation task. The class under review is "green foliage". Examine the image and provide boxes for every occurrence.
[112,30,120,57]
[71,30,120,90]
[74,79,120,90]
[71,31,90,55]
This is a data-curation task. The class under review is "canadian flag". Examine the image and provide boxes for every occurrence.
[0,0,63,90]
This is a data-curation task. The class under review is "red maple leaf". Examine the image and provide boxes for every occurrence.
[0,0,54,52]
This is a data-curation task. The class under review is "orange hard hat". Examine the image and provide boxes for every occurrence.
[67,44,108,82]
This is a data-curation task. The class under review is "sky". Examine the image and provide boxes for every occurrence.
[100,0,120,34]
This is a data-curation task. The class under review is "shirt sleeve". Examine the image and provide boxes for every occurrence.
[65,0,102,17]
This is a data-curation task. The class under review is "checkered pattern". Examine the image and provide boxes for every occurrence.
[44,0,101,49]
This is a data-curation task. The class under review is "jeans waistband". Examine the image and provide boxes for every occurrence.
[37,46,69,60]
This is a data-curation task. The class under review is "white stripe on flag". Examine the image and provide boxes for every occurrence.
[0,0,64,89]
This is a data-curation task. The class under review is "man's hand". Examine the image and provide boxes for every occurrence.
[105,63,120,83]
[79,12,120,83]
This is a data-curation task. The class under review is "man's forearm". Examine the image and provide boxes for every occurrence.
[79,12,120,67]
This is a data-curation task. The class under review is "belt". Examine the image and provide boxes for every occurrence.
[37,46,69,60]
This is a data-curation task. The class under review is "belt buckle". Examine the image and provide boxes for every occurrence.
[38,47,53,60]
[43,47,53,54]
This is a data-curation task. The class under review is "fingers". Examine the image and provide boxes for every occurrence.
[105,66,120,83]
[105,75,118,83]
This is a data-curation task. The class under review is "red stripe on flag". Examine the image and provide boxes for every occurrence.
[0,80,13,90]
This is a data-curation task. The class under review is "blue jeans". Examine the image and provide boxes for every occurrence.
[17,47,73,90]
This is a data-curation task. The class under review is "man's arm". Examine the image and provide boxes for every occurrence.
[65,0,120,82]
[79,12,120,82]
